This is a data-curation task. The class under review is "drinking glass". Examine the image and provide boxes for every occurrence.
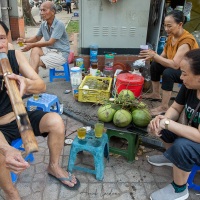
[33,94,39,101]
[18,42,24,47]
[77,127,86,139]
[94,122,104,138]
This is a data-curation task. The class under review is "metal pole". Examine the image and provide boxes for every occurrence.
[0,0,10,29]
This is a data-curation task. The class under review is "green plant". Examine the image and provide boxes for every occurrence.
[66,21,79,35]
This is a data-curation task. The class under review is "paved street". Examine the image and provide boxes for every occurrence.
[0,6,200,200]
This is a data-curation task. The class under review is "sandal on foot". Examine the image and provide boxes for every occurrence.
[48,172,80,190]
[144,97,162,102]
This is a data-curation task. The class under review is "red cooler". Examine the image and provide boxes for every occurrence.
[116,73,144,97]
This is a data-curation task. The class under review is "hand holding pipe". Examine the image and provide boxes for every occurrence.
[0,53,38,154]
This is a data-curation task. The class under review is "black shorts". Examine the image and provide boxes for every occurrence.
[0,110,48,144]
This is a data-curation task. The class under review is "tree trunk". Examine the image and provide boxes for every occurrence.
[22,0,37,26]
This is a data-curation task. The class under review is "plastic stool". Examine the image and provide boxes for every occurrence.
[68,133,109,181]
[10,138,34,183]
[49,62,70,82]
[178,83,182,88]
[27,93,61,114]
[106,128,139,162]
[187,164,200,191]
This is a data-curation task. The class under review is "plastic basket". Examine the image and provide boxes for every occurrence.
[78,76,112,104]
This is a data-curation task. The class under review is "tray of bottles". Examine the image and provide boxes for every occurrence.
[78,76,112,104]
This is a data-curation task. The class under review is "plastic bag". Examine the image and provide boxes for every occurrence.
[68,50,74,64]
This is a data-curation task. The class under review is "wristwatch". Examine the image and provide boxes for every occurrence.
[165,119,170,130]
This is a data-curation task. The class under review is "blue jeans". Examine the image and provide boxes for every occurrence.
[161,129,200,172]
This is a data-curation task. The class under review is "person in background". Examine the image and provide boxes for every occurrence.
[147,48,200,200]
[140,10,198,116]
[17,1,70,74]
[66,0,72,14]
[0,21,79,200]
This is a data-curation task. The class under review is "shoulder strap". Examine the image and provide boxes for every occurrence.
[188,101,200,126]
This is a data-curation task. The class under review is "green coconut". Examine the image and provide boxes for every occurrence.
[97,104,117,122]
[118,90,135,103]
[132,108,152,127]
[113,109,132,127]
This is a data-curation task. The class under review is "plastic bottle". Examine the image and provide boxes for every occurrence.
[70,67,82,100]
[103,54,114,77]
[132,69,142,76]
[90,44,98,62]
[90,59,98,76]
[76,58,85,72]
[157,36,166,55]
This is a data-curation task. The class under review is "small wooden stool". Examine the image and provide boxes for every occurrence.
[68,132,109,180]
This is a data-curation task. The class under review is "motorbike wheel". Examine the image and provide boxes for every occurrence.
[56,4,62,13]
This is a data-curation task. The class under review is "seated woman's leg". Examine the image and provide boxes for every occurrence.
[143,62,165,100]
[150,68,182,116]
[150,137,197,199]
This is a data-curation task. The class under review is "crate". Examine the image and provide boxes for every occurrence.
[78,76,112,104]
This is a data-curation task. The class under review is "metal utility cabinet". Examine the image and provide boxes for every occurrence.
[79,0,152,55]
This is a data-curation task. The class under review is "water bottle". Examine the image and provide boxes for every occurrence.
[90,44,98,62]
[70,67,82,100]
[103,54,114,77]
[157,36,166,55]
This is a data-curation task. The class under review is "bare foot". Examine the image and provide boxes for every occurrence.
[150,106,168,116]
[142,93,161,100]
[47,164,77,187]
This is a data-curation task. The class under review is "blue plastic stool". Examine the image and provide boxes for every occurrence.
[178,83,182,88]
[187,164,200,191]
[10,138,34,183]
[27,93,61,114]
[49,62,70,82]
[68,133,109,181]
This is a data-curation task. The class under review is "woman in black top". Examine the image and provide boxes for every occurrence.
[148,48,200,200]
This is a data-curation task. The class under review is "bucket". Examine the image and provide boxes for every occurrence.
[116,73,144,97]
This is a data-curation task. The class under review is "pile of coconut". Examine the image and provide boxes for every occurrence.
[97,90,152,128]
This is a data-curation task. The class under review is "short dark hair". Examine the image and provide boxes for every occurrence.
[0,21,9,35]
[184,49,200,75]
[50,3,56,13]
[166,10,186,24]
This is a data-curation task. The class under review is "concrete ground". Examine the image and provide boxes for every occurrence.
[0,6,200,200]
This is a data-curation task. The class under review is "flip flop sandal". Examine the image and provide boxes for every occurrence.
[48,173,80,190]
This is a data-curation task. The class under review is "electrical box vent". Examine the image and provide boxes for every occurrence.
[111,26,118,36]
[120,27,127,36]
[93,26,100,36]
[102,26,109,36]
[130,27,136,37]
